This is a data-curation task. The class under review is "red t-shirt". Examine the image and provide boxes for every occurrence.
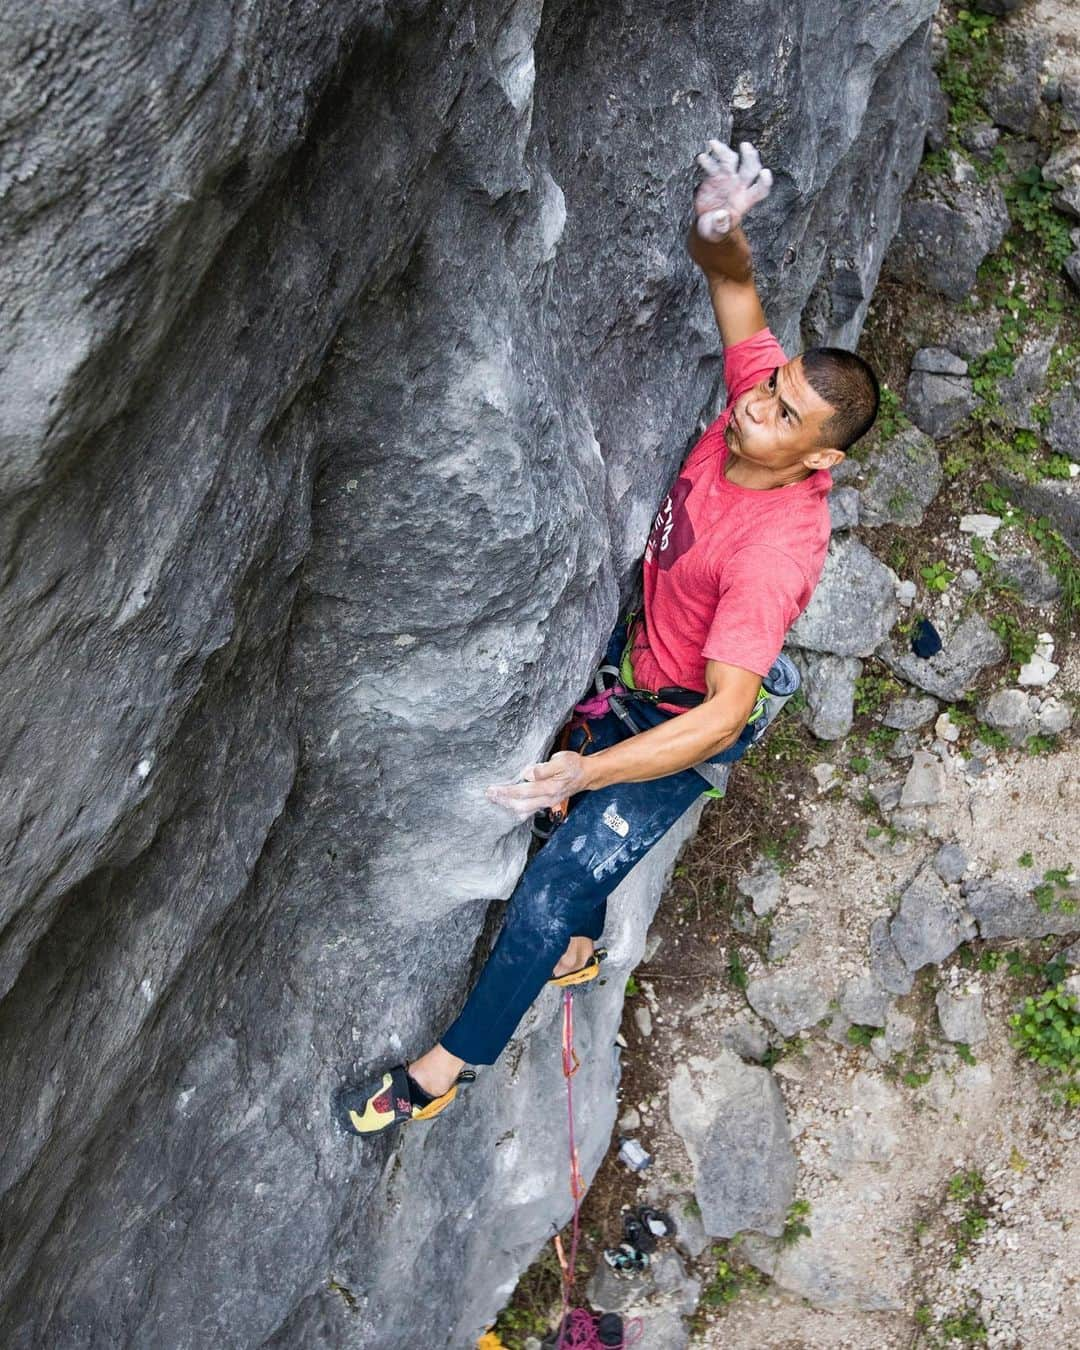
[631,328,831,704]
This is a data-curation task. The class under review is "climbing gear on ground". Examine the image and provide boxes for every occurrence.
[637,1205,676,1239]
[620,1208,657,1255]
[542,1309,639,1349]
[549,948,607,988]
[333,1064,476,1136]
[602,1242,650,1275]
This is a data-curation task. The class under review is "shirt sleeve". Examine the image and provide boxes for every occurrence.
[721,328,789,408]
[701,545,810,678]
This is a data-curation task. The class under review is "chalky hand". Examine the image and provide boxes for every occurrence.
[486,751,590,820]
[693,138,773,242]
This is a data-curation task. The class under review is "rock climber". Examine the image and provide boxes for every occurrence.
[335,137,880,1134]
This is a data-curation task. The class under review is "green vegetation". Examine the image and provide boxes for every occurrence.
[847,1023,884,1048]
[727,948,749,992]
[988,613,1037,668]
[1010,985,1080,1106]
[624,974,640,997]
[876,383,910,439]
[920,560,956,593]
[981,476,1080,625]
[937,7,1000,130]
[853,671,902,716]
[938,1305,989,1345]
[780,1198,812,1247]
[1005,165,1074,270]
[692,1243,766,1328]
[490,1243,568,1348]
[1018,851,1034,868]
[946,1169,989,1268]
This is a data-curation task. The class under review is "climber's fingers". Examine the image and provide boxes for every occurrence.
[706,138,739,175]
[696,151,722,177]
[486,751,589,819]
[737,140,762,184]
[744,166,773,207]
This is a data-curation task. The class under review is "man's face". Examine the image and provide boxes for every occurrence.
[725,356,843,473]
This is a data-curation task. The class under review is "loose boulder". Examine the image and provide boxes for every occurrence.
[883,179,1010,300]
[904,350,977,440]
[789,538,899,657]
[965,874,1080,940]
[889,864,976,973]
[878,614,1005,701]
[669,1052,796,1239]
[795,651,862,741]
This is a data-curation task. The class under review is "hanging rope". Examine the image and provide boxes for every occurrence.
[553,989,642,1350]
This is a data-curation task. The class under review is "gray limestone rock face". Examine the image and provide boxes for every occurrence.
[948,312,1000,361]
[746,970,833,1037]
[883,695,939,730]
[900,749,947,807]
[788,538,900,658]
[979,688,1036,745]
[740,1191,906,1312]
[721,1012,772,1063]
[839,971,891,1027]
[856,426,943,523]
[983,29,1042,134]
[890,864,976,973]
[998,334,1056,429]
[878,614,1005,700]
[794,651,863,741]
[1045,143,1080,220]
[960,122,1000,160]
[883,178,1010,300]
[0,1,941,1344]
[737,860,784,917]
[933,842,970,885]
[870,915,916,996]
[828,486,861,532]
[936,987,988,1044]
[668,1052,796,1240]
[997,552,1063,605]
[1047,383,1080,463]
[768,917,813,964]
[966,875,1080,940]
[905,365,977,439]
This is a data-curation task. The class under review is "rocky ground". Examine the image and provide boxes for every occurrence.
[491,2,1080,1347]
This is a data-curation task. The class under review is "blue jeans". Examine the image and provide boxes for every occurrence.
[441,626,793,1065]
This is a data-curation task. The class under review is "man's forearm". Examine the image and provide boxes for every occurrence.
[688,222,754,285]
[580,702,742,790]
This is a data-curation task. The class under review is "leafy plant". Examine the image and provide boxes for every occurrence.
[988,613,1037,668]
[625,974,640,997]
[854,672,901,715]
[1005,167,1074,269]
[847,1023,884,1048]
[1018,852,1034,868]
[939,1304,989,1344]
[727,948,748,992]
[920,560,956,593]
[780,1199,812,1247]
[876,384,910,440]
[1010,985,1080,1106]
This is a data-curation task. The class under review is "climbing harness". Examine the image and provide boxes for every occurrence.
[551,988,643,1350]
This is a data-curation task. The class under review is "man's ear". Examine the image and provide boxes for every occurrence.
[802,448,844,471]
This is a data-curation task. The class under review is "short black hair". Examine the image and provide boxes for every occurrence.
[800,347,880,452]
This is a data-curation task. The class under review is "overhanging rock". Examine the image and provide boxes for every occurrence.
[0,2,938,1344]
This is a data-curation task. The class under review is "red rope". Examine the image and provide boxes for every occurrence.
[554,989,643,1350]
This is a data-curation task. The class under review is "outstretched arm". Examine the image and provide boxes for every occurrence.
[486,661,762,820]
[689,139,773,348]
